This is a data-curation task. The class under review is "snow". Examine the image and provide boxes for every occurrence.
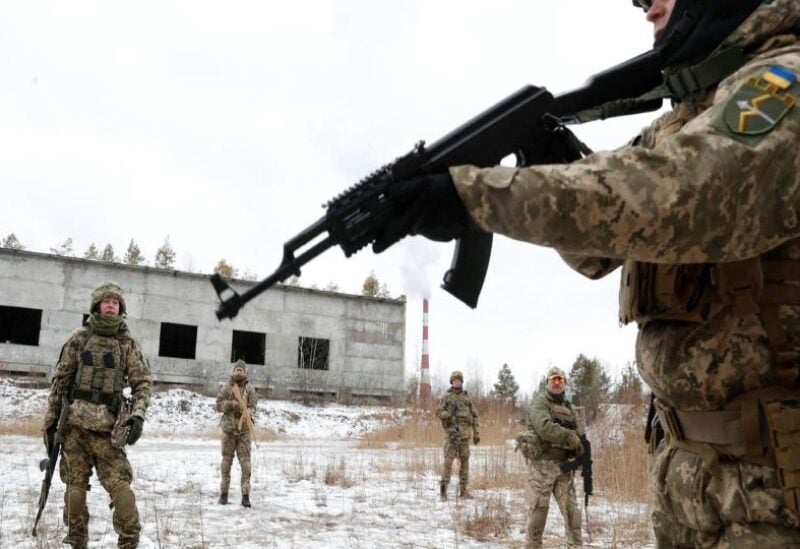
[0,378,654,547]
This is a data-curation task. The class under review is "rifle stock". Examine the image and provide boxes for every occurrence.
[213,50,666,319]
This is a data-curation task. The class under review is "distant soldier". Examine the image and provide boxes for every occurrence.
[42,281,151,549]
[436,370,479,500]
[216,359,257,507]
[525,366,586,548]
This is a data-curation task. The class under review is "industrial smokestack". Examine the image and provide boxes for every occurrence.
[420,297,431,399]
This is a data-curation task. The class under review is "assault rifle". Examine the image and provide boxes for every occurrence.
[33,394,70,537]
[212,50,665,319]
[560,435,594,540]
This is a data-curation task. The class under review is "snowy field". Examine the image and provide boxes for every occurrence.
[0,380,654,548]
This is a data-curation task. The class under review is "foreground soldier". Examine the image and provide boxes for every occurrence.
[525,367,585,549]
[436,370,480,500]
[43,282,151,549]
[216,359,257,508]
[378,0,800,544]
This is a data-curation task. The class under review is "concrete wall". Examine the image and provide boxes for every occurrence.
[0,249,406,401]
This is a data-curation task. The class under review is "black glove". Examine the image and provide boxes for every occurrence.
[44,423,57,454]
[125,416,144,445]
[372,172,471,253]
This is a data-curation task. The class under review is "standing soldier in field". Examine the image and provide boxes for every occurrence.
[42,281,151,549]
[216,359,257,508]
[436,370,480,500]
[524,367,586,548]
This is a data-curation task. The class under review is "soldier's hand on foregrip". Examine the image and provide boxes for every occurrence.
[372,172,470,253]
[438,410,451,420]
[125,416,144,445]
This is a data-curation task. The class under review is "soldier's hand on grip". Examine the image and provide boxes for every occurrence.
[125,416,144,445]
[473,433,480,445]
[372,172,471,253]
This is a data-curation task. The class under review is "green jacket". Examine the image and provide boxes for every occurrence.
[436,388,479,440]
[527,391,583,461]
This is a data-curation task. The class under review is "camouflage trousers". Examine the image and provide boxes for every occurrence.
[441,437,470,486]
[525,459,582,549]
[652,441,800,548]
[58,425,140,549]
[221,430,252,496]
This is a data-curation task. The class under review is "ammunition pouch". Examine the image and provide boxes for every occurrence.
[515,430,544,462]
[621,256,800,384]
[653,386,800,512]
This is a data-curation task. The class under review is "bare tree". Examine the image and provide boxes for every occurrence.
[1,233,24,250]
[100,243,118,262]
[50,237,74,256]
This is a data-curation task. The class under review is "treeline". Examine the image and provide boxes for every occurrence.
[410,354,645,425]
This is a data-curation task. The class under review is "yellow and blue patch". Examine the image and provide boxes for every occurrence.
[721,65,798,137]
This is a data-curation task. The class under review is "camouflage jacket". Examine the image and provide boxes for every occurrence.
[452,0,800,412]
[44,324,152,433]
[436,388,479,440]
[527,392,584,461]
[216,377,258,434]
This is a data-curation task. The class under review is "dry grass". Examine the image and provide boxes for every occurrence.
[460,495,514,542]
[360,399,520,449]
[0,417,42,437]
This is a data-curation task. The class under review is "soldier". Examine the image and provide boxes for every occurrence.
[375,0,800,544]
[216,359,257,508]
[436,370,480,500]
[42,282,151,549]
[525,367,585,548]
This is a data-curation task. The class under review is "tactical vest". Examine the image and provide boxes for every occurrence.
[627,255,800,512]
[71,331,127,412]
[620,255,800,385]
[537,396,580,461]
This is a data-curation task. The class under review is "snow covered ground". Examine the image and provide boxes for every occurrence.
[0,379,654,548]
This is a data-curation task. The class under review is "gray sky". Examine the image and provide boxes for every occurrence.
[0,1,663,394]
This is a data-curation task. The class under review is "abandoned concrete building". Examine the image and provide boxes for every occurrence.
[0,248,406,401]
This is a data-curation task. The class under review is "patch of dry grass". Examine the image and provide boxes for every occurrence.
[0,417,42,437]
[460,495,514,542]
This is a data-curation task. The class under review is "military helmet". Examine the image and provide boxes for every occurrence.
[90,281,126,315]
[233,359,247,373]
[546,366,567,381]
[449,370,464,383]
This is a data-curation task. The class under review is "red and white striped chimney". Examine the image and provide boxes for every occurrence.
[420,297,431,399]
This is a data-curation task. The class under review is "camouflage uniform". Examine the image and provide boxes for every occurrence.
[43,282,151,549]
[216,361,258,501]
[451,1,800,545]
[436,379,479,497]
[525,371,584,549]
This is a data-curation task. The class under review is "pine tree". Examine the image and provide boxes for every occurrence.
[84,243,100,259]
[613,361,645,405]
[100,243,118,262]
[154,236,176,269]
[492,363,520,404]
[568,354,611,423]
[214,259,237,278]
[50,238,74,256]
[1,233,24,250]
[123,239,144,265]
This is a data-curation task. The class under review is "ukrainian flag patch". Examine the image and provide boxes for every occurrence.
[722,65,798,136]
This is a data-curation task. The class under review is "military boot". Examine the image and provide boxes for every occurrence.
[439,480,448,501]
[218,492,228,505]
[241,494,251,508]
[459,484,472,499]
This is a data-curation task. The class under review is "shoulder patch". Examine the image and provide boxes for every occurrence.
[721,66,797,137]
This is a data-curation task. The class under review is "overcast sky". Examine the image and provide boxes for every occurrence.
[0,1,665,395]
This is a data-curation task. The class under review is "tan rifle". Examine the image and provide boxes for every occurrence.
[231,383,257,447]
